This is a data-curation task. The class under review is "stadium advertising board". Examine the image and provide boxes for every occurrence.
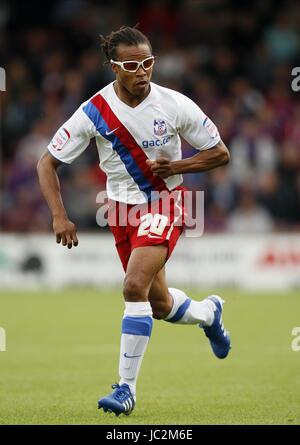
[0,234,300,290]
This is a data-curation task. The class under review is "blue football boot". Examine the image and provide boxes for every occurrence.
[98,383,135,416]
[202,295,231,359]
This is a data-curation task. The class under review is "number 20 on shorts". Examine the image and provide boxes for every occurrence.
[138,213,169,237]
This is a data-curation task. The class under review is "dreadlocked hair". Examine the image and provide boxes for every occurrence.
[100,24,152,63]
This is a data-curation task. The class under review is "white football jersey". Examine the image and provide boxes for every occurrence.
[48,82,221,204]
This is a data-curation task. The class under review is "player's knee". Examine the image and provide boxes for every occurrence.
[152,310,165,320]
[151,301,170,320]
[123,276,147,301]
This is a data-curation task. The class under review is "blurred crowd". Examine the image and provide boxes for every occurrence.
[1,0,300,233]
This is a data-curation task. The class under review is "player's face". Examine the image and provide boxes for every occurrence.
[112,43,154,98]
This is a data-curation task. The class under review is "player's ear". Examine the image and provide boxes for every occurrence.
[110,63,118,74]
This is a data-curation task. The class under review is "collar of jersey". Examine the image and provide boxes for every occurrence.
[111,81,154,112]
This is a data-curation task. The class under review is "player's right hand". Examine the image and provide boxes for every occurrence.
[53,215,78,249]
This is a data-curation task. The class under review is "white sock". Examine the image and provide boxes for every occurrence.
[164,288,215,327]
[119,301,153,398]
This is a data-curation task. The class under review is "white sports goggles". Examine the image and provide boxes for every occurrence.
[110,56,155,73]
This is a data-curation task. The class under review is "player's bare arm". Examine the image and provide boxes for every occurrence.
[37,151,78,249]
[146,140,230,178]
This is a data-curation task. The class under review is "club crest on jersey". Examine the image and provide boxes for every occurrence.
[50,127,70,151]
[153,119,167,136]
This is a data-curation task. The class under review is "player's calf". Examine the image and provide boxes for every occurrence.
[162,288,231,358]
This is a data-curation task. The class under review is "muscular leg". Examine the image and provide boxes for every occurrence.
[148,272,231,360]
[149,269,217,326]
[123,244,168,302]
[147,263,232,361]
[148,267,173,319]
[100,243,230,414]
[117,244,169,397]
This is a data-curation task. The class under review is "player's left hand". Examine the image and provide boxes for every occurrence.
[146,157,175,178]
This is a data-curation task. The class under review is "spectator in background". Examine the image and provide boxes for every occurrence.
[264,14,299,63]
[1,0,300,233]
[229,117,278,186]
[257,170,300,230]
[227,187,274,234]
[246,42,275,90]
[1,119,51,231]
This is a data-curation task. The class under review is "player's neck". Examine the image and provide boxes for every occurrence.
[113,81,151,108]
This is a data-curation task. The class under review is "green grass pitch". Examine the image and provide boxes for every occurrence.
[0,288,299,425]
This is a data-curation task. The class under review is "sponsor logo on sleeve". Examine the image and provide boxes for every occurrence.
[203,116,218,138]
[50,127,70,151]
